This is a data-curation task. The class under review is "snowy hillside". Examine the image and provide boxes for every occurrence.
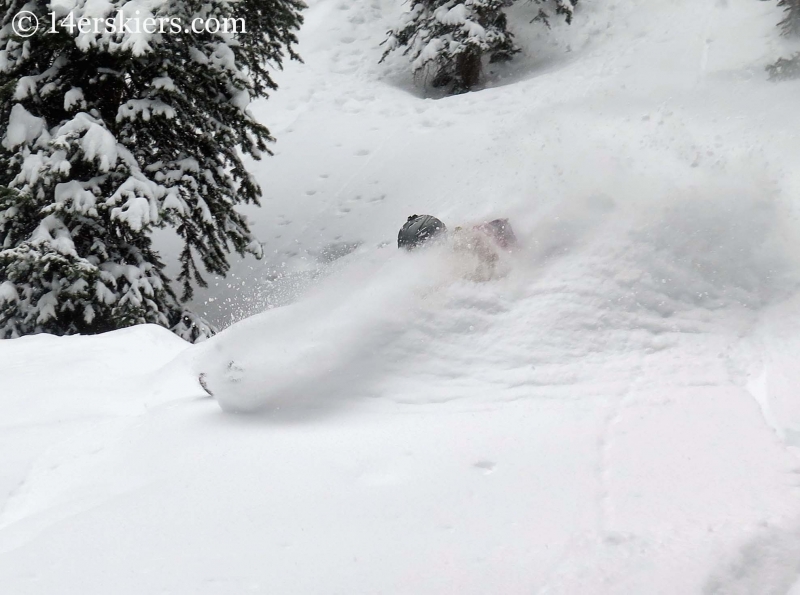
[4,0,800,593]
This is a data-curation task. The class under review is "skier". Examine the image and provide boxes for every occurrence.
[397,214,516,251]
[397,214,517,281]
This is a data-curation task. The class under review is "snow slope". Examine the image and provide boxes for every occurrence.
[4,0,800,593]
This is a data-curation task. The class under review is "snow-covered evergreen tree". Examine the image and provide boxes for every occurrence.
[776,0,800,37]
[767,52,800,79]
[530,0,577,27]
[766,0,800,79]
[0,0,304,340]
[381,0,577,94]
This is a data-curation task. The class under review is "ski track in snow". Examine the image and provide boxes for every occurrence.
[4,0,800,592]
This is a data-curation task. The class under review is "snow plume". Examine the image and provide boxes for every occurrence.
[190,246,459,414]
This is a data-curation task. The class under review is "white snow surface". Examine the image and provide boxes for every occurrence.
[4,0,800,593]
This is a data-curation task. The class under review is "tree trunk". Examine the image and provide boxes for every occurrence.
[454,49,482,93]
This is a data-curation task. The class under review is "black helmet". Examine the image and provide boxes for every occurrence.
[398,214,447,249]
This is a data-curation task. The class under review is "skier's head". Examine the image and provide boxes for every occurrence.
[398,214,447,250]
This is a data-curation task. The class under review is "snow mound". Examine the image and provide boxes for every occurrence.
[1,326,194,431]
